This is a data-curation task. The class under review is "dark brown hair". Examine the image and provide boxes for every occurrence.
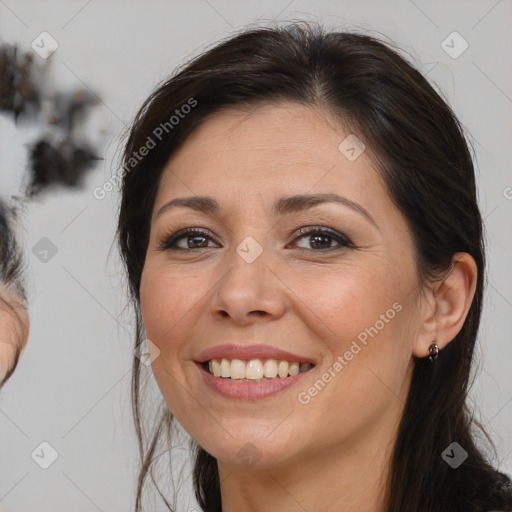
[116,22,512,512]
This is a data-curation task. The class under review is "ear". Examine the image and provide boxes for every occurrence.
[412,252,478,358]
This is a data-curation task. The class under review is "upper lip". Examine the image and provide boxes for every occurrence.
[195,344,317,365]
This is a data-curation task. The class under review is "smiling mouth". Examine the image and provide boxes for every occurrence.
[202,358,314,382]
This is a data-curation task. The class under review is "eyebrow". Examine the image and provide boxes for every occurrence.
[155,193,377,227]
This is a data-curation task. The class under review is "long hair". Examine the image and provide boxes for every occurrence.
[116,22,512,512]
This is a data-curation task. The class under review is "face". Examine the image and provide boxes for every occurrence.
[140,102,425,469]
[0,287,29,384]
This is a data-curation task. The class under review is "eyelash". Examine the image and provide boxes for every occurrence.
[158,226,354,252]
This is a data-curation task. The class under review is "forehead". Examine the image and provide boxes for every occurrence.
[156,102,386,212]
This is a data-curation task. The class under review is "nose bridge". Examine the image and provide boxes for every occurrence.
[211,231,285,322]
[222,233,268,298]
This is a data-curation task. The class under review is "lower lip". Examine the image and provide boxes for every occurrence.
[196,362,313,400]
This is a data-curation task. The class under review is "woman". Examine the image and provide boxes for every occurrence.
[0,199,29,388]
[117,23,512,512]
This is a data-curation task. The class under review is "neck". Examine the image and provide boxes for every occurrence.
[217,418,398,512]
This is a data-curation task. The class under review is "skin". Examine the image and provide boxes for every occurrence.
[0,287,29,386]
[139,102,477,512]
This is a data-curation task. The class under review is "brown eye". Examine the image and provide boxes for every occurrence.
[159,228,220,251]
[291,226,353,251]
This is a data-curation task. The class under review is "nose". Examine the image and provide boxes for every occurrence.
[210,237,287,326]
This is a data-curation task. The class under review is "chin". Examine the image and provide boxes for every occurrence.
[191,424,301,469]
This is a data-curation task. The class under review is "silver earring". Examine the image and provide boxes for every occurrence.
[428,342,439,363]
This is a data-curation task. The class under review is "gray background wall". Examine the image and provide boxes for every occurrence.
[0,1,511,510]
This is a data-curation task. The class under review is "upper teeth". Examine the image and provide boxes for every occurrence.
[207,359,313,380]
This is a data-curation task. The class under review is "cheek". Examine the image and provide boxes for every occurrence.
[290,262,403,347]
[290,262,412,409]
[139,263,215,369]
[292,270,412,435]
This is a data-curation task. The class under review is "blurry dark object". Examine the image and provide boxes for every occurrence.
[28,138,102,196]
[27,88,103,196]
[1,41,104,196]
[0,43,40,120]
[48,89,100,131]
